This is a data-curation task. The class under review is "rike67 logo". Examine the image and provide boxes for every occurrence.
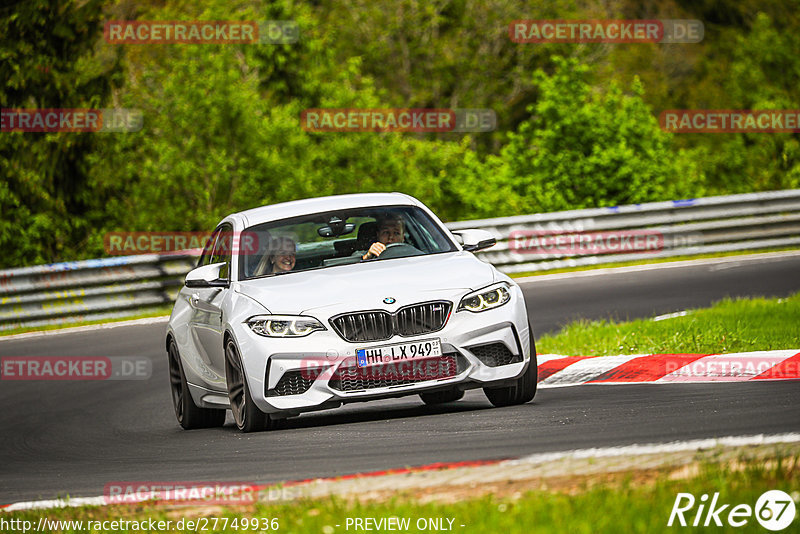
[669,490,796,530]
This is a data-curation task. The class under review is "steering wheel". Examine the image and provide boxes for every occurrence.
[378,242,423,259]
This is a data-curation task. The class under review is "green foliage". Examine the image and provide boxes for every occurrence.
[0,0,120,266]
[3,0,800,267]
[694,13,800,193]
[492,56,702,214]
[83,0,483,258]
[314,0,589,154]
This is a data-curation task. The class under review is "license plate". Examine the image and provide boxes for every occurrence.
[357,339,442,368]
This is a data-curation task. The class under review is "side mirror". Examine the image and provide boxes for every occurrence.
[185,262,229,288]
[452,229,496,252]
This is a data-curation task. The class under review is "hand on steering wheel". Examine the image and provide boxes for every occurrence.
[362,242,411,260]
[362,242,386,260]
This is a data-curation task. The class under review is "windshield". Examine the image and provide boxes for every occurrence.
[238,205,458,280]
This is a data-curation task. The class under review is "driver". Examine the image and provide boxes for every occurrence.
[361,215,405,260]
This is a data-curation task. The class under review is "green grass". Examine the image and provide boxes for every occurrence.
[509,247,799,278]
[537,292,800,356]
[3,453,797,533]
[0,306,172,337]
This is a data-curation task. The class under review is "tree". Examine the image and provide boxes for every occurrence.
[693,12,800,193]
[0,0,120,267]
[491,56,701,214]
[84,0,483,258]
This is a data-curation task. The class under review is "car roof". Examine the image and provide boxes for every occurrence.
[230,192,422,227]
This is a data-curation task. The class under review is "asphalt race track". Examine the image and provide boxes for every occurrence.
[1,254,799,504]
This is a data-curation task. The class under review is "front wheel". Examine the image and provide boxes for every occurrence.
[225,338,273,432]
[168,339,225,429]
[483,329,538,408]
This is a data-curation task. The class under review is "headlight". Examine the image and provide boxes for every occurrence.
[247,315,326,337]
[457,285,511,313]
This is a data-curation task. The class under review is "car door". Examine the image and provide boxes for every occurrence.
[188,224,232,387]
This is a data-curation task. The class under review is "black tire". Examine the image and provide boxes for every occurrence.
[419,388,465,405]
[483,329,538,408]
[167,339,226,429]
[225,338,272,433]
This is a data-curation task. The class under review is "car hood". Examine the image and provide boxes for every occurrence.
[236,251,495,316]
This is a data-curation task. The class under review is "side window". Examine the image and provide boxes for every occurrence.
[210,223,233,280]
[196,229,219,268]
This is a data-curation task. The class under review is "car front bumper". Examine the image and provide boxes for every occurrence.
[232,296,532,416]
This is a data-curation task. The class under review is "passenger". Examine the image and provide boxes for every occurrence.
[255,237,296,275]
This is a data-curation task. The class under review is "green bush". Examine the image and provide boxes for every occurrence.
[491,56,703,214]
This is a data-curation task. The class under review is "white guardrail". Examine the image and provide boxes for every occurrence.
[2,189,799,331]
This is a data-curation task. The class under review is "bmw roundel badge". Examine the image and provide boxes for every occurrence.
[383,297,396,304]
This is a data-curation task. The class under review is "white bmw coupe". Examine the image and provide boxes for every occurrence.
[166,193,537,431]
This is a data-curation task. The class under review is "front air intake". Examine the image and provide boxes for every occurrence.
[266,368,323,397]
[469,343,522,367]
